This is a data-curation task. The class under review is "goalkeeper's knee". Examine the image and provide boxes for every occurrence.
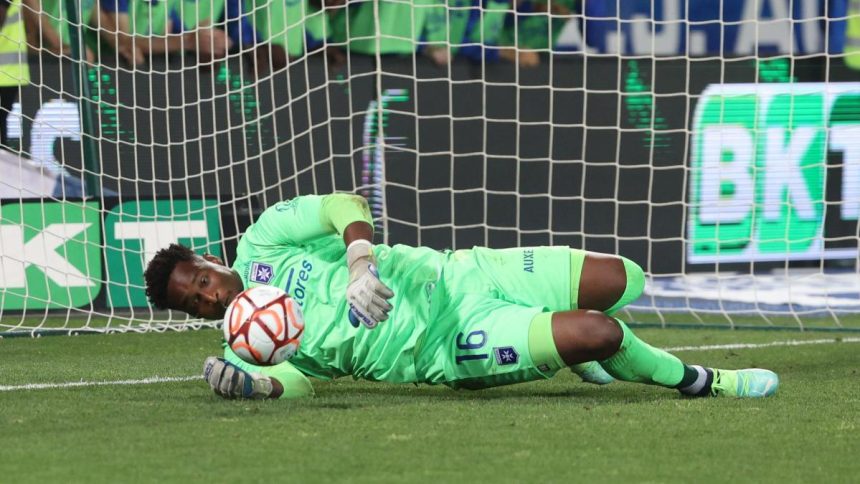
[606,257,645,315]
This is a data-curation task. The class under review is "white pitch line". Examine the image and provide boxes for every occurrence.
[662,337,860,352]
[0,375,199,392]
[2,338,859,392]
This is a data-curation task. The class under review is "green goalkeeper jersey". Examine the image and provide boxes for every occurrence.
[231,194,445,384]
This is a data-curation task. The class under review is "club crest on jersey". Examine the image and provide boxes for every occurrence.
[494,346,519,366]
[250,262,274,284]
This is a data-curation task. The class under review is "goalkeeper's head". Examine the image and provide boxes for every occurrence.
[144,243,244,319]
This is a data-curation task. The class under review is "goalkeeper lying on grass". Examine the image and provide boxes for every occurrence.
[144,193,779,400]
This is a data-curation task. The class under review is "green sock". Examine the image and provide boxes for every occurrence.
[598,319,685,387]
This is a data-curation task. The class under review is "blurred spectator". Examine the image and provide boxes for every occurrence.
[245,0,337,61]
[0,0,30,147]
[500,0,576,67]
[423,0,510,66]
[222,0,288,74]
[847,0,860,69]
[330,0,438,56]
[23,0,97,61]
[308,0,348,66]
[99,0,231,66]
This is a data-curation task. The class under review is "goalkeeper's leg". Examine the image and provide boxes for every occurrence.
[568,251,645,384]
[529,311,779,398]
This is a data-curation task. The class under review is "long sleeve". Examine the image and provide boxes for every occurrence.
[242,193,372,248]
[319,192,373,235]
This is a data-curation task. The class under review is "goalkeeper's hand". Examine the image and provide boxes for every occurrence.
[346,239,394,329]
[203,356,273,399]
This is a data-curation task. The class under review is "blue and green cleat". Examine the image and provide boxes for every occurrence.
[710,368,779,398]
[571,361,615,385]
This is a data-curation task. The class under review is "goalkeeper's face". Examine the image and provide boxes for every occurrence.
[166,255,244,319]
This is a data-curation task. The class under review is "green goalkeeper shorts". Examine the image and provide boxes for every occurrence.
[415,246,572,389]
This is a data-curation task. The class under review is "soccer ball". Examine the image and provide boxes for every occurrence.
[223,286,305,366]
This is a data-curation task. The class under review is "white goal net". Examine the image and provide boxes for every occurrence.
[1,0,859,334]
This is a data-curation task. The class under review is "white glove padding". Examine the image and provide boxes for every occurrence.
[346,239,394,329]
[203,356,273,399]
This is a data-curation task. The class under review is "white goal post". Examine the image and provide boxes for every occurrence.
[1,0,859,335]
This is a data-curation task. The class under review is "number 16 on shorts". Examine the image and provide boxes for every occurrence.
[455,330,488,364]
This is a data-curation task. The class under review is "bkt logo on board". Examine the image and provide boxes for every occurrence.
[0,201,102,309]
[688,83,860,263]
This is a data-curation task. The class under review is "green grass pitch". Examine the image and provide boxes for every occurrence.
[1,327,858,483]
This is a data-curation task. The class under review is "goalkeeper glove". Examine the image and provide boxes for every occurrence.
[203,356,273,399]
[346,239,394,329]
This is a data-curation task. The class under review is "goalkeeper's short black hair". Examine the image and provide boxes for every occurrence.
[144,243,195,310]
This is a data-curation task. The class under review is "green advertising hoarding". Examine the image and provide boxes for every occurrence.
[689,83,860,263]
[104,199,222,308]
[0,201,102,309]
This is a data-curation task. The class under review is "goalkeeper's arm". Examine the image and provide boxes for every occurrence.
[320,194,394,328]
[320,193,376,248]
[203,357,314,399]
[203,346,315,400]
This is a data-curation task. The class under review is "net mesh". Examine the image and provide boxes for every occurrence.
[1,0,859,334]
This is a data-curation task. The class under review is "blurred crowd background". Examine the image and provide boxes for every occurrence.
[5,1,860,76]
[14,0,584,73]
[0,0,596,152]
